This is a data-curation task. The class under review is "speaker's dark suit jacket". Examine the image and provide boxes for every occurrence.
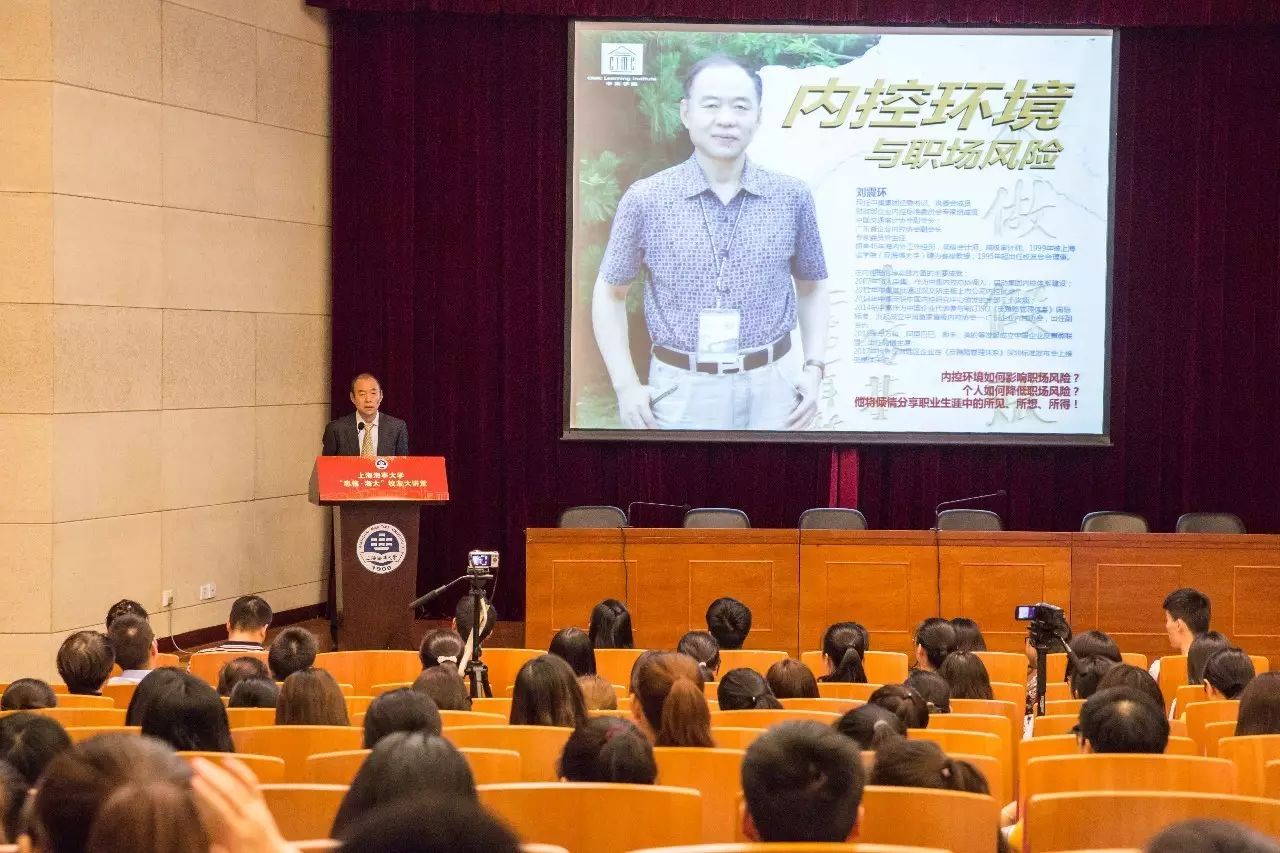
[321,412,409,456]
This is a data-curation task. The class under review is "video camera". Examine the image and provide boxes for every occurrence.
[467,550,499,576]
[1015,602,1070,650]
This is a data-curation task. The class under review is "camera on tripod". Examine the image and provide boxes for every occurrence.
[1015,602,1069,649]
[467,550,499,576]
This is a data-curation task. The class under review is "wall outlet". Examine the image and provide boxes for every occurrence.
[198,583,217,601]
[161,589,174,608]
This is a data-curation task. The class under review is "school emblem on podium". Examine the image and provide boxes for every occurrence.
[357,523,406,574]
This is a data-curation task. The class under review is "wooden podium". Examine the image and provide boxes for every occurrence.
[310,456,449,650]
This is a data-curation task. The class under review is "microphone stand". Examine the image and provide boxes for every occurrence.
[408,569,494,699]
[931,490,1008,614]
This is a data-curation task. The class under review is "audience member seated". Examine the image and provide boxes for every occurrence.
[677,630,721,682]
[276,667,349,726]
[950,617,987,652]
[1202,647,1256,700]
[548,626,596,676]
[706,597,752,650]
[588,598,633,649]
[1188,630,1232,685]
[104,599,148,631]
[1068,629,1122,668]
[140,672,234,753]
[913,617,957,673]
[766,658,820,699]
[1,678,56,710]
[868,684,930,729]
[413,665,472,711]
[216,655,272,698]
[632,652,713,747]
[558,717,657,784]
[1097,663,1166,709]
[1077,686,1170,753]
[629,649,661,693]
[106,614,158,685]
[56,630,114,696]
[717,668,782,711]
[454,596,499,655]
[267,626,318,682]
[870,737,991,794]
[0,713,72,786]
[125,668,187,727]
[905,670,951,714]
[336,793,520,853]
[577,674,618,711]
[937,651,994,700]
[0,761,26,844]
[363,688,442,749]
[331,732,476,838]
[1235,672,1280,736]
[1146,818,1280,853]
[835,703,907,751]
[818,621,869,683]
[227,677,279,709]
[741,720,865,842]
[1070,655,1117,700]
[193,595,272,656]
[418,628,464,671]
[510,654,589,727]
[1154,587,1212,679]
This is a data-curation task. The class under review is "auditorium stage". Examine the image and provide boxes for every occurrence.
[526,529,1280,661]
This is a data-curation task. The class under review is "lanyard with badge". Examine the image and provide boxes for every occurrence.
[696,193,746,361]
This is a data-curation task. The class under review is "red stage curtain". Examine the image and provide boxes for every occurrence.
[328,9,1280,618]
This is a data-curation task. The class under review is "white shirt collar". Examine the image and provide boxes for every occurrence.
[358,412,380,428]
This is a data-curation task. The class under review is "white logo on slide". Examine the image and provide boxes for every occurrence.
[602,43,643,76]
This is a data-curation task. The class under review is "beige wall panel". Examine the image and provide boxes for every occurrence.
[255,219,330,315]
[162,3,256,120]
[161,309,255,409]
[53,305,162,412]
[0,82,53,192]
[251,494,327,590]
[52,84,162,205]
[52,0,161,100]
[0,304,53,413]
[0,524,53,633]
[0,0,53,81]
[163,0,255,27]
[54,196,163,308]
[162,106,256,216]
[52,512,163,631]
[255,30,329,135]
[0,415,53,523]
[160,407,256,509]
[161,501,253,608]
[254,123,329,224]
[162,208,261,312]
[0,633,60,683]
[0,193,54,303]
[53,411,162,522]
[255,403,329,499]
[254,313,330,405]
[263,579,325,613]
[255,0,328,46]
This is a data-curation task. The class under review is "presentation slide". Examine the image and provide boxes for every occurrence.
[566,23,1115,444]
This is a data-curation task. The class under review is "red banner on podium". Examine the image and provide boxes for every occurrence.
[312,456,449,503]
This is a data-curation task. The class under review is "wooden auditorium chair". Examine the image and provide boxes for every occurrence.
[799,651,909,685]
[817,682,882,702]
[313,650,421,695]
[54,694,114,709]
[469,649,542,695]
[857,786,999,853]
[653,746,746,843]
[907,729,1008,799]
[718,650,787,675]
[778,697,862,714]
[260,784,348,841]
[710,709,841,727]
[1219,736,1280,796]
[231,726,362,782]
[596,648,646,687]
[710,727,765,750]
[225,706,276,728]
[439,709,508,727]
[63,726,141,743]
[1023,754,1236,807]
[188,650,269,686]
[0,707,126,727]
[949,698,1020,745]
[627,847,949,853]
[1203,720,1240,757]
[471,696,514,717]
[99,682,136,707]
[1184,700,1240,753]
[914,716,1012,797]
[177,751,286,783]
[973,652,1026,684]
[443,725,571,782]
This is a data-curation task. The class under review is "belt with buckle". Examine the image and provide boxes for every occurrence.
[652,335,791,375]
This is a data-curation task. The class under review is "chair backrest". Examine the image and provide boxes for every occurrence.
[1203,720,1238,757]
[627,846,949,853]
[460,747,524,785]
[440,709,508,728]
[595,648,646,688]
[443,725,572,782]
[55,694,114,709]
[1218,735,1280,796]
[558,505,627,528]
[1185,700,1240,753]
[472,696,514,716]
[817,682,882,702]
[654,747,746,843]
[368,680,412,695]
[155,653,181,668]
[799,508,868,530]
[473,649,542,696]
[63,726,141,743]
[1080,511,1149,533]
[178,751,286,783]
[1025,791,1280,852]
[858,786,999,853]
[718,650,787,676]
[779,697,861,714]
[973,651,1026,685]
[188,650,270,686]
[683,508,750,529]
[799,651,909,687]
[1042,681,1072,702]
[921,714,1012,798]
[230,726,363,782]
[305,749,371,785]
[4,707,126,727]
[1025,754,1236,806]
[710,727,765,749]
[949,698,1020,747]
[260,784,349,842]
[991,681,1025,708]
[1044,652,1150,683]
[1267,759,1280,799]
[1174,683,1208,712]
[290,843,339,852]
[477,783,701,853]
[907,730,1005,800]
[937,509,1003,531]
[1176,512,1245,534]
[1030,714,1079,738]
[98,682,137,708]
[226,707,277,728]
[313,650,421,695]
[1043,699,1085,716]
[711,709,840,728]
[1252,655,1271,674]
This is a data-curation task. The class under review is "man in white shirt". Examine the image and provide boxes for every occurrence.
[105,614,158,684]
[191,595,272,656]
[1149,587,1211,681]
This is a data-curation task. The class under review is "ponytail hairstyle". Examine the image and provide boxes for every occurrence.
[1202,647,1256,700]
[677,631,721,683]
[869,737,990,795]
[834,703,907,751]
[418,628,464,671]
[558,717,657,784]
[589,599,634,650]
[766,659,820,699]
[936,651,994,701]
[867,684,929,729]
[913,618,957,671]
[905,670,951,714]
[717,668,783,711]
[632,652,714,747]
[819,622,868,684]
